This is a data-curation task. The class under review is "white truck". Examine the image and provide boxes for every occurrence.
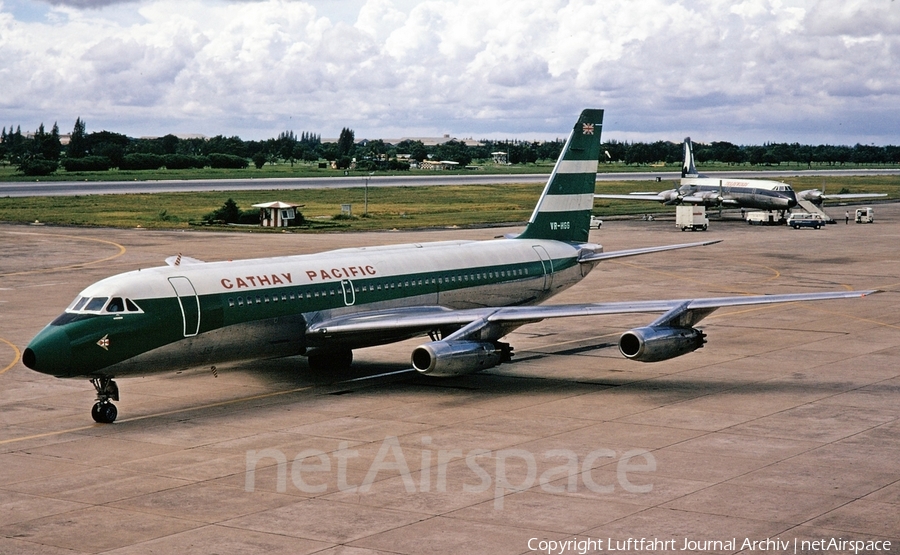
[746,211,781,225]
[855,207,874,223]
[676,205,708,231]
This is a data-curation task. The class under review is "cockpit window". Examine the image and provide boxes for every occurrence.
[84,297,109,312]
[65,296,144,314]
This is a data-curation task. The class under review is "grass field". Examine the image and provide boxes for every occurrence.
[1,175,898,232]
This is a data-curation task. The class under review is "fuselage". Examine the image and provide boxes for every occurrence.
[677,177,798,210]
[23,237,598,379]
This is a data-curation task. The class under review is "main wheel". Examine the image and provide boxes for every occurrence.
[91,402,118,424]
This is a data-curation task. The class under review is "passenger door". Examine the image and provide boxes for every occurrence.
[168,276,201,337]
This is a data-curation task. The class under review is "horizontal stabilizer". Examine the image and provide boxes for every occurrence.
[594,193,664,202]
[578,240,721,263]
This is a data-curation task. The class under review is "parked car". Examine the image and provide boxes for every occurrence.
[787,212,826,229]
[590,215,603,229]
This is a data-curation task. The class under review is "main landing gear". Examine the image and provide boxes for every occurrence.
[91,377,119,423]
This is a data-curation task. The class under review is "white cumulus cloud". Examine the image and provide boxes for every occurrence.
[1,0,898,143]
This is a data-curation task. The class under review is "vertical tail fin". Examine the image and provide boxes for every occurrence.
[682,137,698,178]
[518,109,603,243]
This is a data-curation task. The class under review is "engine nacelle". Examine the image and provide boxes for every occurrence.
[412,340,504,377]
[618,326,706,362]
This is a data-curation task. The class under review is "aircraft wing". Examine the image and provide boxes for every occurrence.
[798,189,888,203]
[306,290,875,339]
[822,193,887,200]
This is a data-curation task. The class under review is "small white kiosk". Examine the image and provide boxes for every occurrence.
[253,201,300,227]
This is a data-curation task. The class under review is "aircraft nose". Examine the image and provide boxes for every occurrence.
[23,326,73,377]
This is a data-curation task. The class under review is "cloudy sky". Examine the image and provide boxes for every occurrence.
[1,0,898,144]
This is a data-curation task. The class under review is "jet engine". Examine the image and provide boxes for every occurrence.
[412,340,511,377]
[618,326,706,362]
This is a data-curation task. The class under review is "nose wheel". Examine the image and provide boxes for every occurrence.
[90,377,119,423]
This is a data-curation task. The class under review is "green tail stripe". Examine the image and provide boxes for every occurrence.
[519,109,603,243]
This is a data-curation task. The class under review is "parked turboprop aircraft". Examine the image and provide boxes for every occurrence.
[595,137,799,213]
[23,110,873,423]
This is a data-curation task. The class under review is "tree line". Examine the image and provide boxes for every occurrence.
[2,118,899,177]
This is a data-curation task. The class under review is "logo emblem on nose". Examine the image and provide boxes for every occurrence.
[97,334,110,351]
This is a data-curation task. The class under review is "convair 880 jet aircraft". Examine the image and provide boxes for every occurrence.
[23,110,872,423]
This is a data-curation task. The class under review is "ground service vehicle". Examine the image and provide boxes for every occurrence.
[787,212,827,229]
[856,208,874,223]
[676,205,708,231]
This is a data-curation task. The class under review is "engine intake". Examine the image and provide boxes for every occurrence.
[412,340,508,377]
[618,326,706,362]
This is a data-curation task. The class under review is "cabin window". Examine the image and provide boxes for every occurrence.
[228,298,235,307]
[256,296,261,304]
[106,298,125,312]
[238,297,244,306]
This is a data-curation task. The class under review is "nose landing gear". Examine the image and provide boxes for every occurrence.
[90,377,119,423]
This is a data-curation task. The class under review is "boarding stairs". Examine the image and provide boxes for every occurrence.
[796,199,835,223]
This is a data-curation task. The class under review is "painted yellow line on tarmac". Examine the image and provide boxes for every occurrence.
[0,232,126,277]
[0,384,314,446]
[0,337,21,376]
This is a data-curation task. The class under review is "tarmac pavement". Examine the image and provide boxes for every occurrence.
[1,205,898,554]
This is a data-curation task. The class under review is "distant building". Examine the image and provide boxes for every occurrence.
[252,201,301,227]
[419,160,460,170]
[325,135,483,147]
